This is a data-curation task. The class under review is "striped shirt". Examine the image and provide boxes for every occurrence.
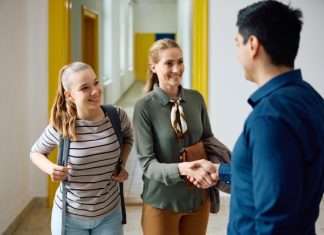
[31,107,133,218]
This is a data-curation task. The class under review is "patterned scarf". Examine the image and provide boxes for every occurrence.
[170,98,188,138]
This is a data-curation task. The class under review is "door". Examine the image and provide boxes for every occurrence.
[48,0,71,207]
[81,6,99,75]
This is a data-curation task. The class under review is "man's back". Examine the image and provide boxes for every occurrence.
[229,70,324,235]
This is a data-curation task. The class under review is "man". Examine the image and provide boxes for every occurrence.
[226,1,324,234]
[189,1,323,233]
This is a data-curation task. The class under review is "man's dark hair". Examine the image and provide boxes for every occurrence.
[236,0,303,67]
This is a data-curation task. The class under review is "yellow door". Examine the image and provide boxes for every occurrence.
[81,6,99,75]
[48,0,71,207]
[134,33,155,81]
[192,0,209,105]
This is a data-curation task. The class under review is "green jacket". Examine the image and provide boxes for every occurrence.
[133,86,213,213]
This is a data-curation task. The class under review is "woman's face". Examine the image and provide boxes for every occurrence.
[65,68,102,111]
[151,47,184,91]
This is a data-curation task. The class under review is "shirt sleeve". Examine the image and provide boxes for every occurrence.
[30,125,60,156]
[219,163,231,185]
[249,116,303,235]
[116,106,134,146]
[133,101,183,186]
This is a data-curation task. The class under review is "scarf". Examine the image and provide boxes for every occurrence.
[170,98,188,138]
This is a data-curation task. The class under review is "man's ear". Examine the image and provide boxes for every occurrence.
[248,35,261,59]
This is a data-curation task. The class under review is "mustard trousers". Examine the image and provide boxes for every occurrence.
[141,199,210,235]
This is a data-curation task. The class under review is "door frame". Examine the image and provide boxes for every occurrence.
[48,0,71,207]
[81,5,99,75]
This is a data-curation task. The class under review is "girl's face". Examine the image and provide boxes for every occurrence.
[65,68,102,111]
[151,47,184,91]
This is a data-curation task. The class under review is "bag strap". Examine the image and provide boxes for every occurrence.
[102,105,123,145]
[101,105,127,224]
[58,137,70,235]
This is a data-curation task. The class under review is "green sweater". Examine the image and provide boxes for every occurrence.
[133,86,213,212]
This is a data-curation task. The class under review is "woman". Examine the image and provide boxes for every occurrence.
[30,62,133,234]
[133,39,228,235]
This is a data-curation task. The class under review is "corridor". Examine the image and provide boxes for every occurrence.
[9,81,324,235]
[1,0,324,234]
[10,81,233,235]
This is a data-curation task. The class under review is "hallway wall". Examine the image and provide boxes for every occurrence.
[177,0,192,89]
[134,0,177,33]
[133,0,177,82]
[208,0,324,148]
[102,0,135,105]
[0,0,48,232]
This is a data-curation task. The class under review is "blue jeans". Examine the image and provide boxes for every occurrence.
[51,203,123,235]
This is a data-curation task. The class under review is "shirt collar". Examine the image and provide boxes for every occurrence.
[248,69,302,107]
[154,85,186,106]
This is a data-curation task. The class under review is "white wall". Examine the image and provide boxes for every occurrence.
[177,0,192,89]
[209,0,324,149]
[294,0,324,95]
[102,0,135,104]
[71,0,134,105]
[134,0,177,33]
[0,0,48,232]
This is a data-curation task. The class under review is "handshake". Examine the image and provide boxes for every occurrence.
[178,159,220,189]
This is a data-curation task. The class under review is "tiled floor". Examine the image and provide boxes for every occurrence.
[117,81,145,204]
[10,81,324,234]
[10,196,324,235]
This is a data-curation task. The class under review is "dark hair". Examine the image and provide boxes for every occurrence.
[144,38,182,93]
[236,0,303,67]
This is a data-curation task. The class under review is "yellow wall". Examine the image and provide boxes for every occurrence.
[48,0,71,207]
[192,0,209,105]
[134,33,155,81]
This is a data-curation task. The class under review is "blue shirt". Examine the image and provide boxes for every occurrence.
[227,70,324,235]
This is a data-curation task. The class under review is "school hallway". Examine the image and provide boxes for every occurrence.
[1,0,324,234]
[8,81,324,235]
[9,81,233,235]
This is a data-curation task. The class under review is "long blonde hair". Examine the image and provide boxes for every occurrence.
[144,39,182,93]
[50,62,91,140]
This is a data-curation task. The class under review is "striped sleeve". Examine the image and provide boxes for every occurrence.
[116,106,134,146]
[31,125,60,156]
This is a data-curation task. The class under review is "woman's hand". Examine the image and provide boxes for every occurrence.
[112,167,129,182]
[178,159,218,188]
[49,164,71,182]
[186,161,220,189]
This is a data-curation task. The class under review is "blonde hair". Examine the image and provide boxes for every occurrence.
[144,39,182,93]
[50,62,92,140]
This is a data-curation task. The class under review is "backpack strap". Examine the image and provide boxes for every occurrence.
[102,105,123,146]
[101,105,127,224]
[58,137,70,235]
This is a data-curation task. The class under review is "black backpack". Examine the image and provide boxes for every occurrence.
[58,105,127,235]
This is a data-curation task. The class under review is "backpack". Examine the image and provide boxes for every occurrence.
[58,105,127,235]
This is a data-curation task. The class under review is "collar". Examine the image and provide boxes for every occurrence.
[153,85,186,106]
[248,69,302,107]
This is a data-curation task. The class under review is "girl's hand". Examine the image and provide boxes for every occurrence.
[112,168,128,182]
[49,164,71,182]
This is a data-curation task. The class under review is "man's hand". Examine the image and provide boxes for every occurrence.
[186,160,220,189]
[178,159,218,188]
